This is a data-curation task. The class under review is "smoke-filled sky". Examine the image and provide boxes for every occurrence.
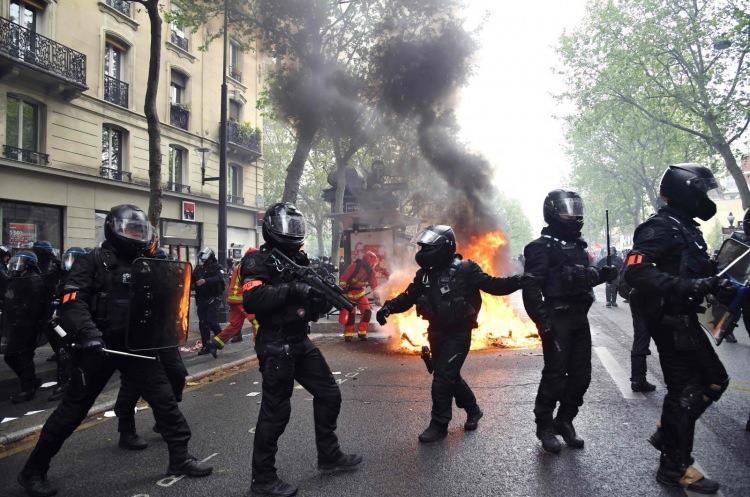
[457,0,589,233]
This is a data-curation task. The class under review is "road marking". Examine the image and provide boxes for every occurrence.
[593,347,644,400]
[337,367,367,385]
[684,462,725,497]
[156,452,218,488]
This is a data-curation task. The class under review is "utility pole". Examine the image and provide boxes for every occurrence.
[218,0,229,268]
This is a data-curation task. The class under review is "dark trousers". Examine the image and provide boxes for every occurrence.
[4,324,38,391]
[115,347,188,433]
[197,298,221,345]
[652,316,728,469]
[252,335,342,483]
[630,299,652,382]
[534,310,592,426]
[24,349,192,473]
[605,281,618,304]
[428,330,477,425]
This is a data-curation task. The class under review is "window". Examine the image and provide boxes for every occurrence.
[229,100,242,122]
[1,201,62,251]
[10,0,38,32]
[104,40,128,107]
[9,0,41,61]
[170,4,189,51]
[6,95,39,153]
[170,70,187,104]
[101,125,123,174]
[105,0,131,17]
[104,43,122,80]
[228,164,243,204]
[168,145,185,190]
[229,41,241,81]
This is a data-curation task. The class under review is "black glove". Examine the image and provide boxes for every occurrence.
[677,277,716,299]
[513,273,538,289]
[76,336,105,352]
[599,265,619,283]
[376,304,391,325]
[288,282,319,301]
[712,278,737,303]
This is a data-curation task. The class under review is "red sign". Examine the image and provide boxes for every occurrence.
[8,223,36,248]
[182,201,196,221]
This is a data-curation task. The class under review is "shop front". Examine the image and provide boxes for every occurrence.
[0,200,64,253]
[160,218,202,266]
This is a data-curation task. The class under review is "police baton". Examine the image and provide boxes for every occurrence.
[52,323,157,361]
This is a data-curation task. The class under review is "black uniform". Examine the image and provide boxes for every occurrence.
[523,226,608,429]
[3,270,46,394]
[22,242,193,472]
[193,259,224,346]
[625,206,729,474]
[242,244,342,483]
[597,252,623,305]
[38,257,65,355]
[385,256,523,425]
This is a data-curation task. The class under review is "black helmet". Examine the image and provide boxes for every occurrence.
[8,250,39,275]
[32,240,57,266]
[261,203,306,251]
[62,247,86,272]
[104,204,155,258]
[543,189,584,235]
[414,224,456,269]
[198,247,216,264]
[659,163,718,221]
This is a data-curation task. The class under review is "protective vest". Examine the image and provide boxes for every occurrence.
[538,234,594,301]
[416,257,481,331]
[228,248,259,304]
[89,247,133,342]
[340,259,377,299]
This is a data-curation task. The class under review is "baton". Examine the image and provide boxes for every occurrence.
[53,324,157,361]
[605,209,611,266]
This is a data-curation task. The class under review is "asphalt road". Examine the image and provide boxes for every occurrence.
[0,291,748,497]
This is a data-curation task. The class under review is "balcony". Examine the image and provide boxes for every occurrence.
[0,17,87,96]
[170,31,189,51]
[165,182,191,194]
[100,166,132,182]
[170,103,189,130]
[104,75,129,107]
[228,194,245,205]
[3,145,49,165]
[226,121,261,161]
[105,0,131,16]
[228,66,242,82]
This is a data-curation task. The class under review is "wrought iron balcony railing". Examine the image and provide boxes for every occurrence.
[3,145,49,165]
[0,17,87,87]
[170,31,189,51]
[104,74,128,107]
[228,194,245,205]
[165,181,191,194]
[170,103,189,130]
[105,0,131,16]
[100,166,132,182]
[227,121,261,155]
[229,66,242,82]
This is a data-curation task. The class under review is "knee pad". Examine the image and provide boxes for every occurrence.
[704,377,729,402]
[361,309,372,323]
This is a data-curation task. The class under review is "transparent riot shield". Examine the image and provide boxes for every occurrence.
[698,237,750,344]
[126,258,192,351]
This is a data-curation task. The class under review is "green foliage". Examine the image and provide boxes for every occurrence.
[494,193,533,256]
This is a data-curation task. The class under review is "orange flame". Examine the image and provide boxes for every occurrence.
[177,264,192,345]
[380,230,539,353]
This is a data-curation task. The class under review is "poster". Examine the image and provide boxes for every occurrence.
[349,229,394,286]
[8,222,36,248]
[181,201,196,221]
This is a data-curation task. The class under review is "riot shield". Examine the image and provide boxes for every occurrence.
[126,258,192,351]
[698,237,750,344]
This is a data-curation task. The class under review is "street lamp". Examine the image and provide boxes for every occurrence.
[728,212,735,228]
[196,147,215,185]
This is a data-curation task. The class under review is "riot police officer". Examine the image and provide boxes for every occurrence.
[625,165,732,493]
[243,203,361,497]
[18,204,212,497]
[522,190,618,453]
[32,241,64,362]
[193,247,225,357]
[377,225,534,443]
[720,208,750,344]
[0,245,11,350]
[3,251,46,403]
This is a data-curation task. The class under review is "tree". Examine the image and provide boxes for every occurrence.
[560,0,750,207]
[494,193,533,256]
[128,0,163,225]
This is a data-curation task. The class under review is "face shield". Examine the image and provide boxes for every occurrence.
[267,211,306,239]
[415,225,451,246]
[688,176,719,193]
[111,218,155,243]
[555,197,584,219]
[8,255,34,274]
[63,252,77,271]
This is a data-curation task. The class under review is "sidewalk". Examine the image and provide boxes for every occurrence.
[0,304,354,447]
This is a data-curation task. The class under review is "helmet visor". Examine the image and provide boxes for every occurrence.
[688,176,719,193]
[63,253,77,271]
[267,212,306,239]
[112,218,155,243]
[8,255,30,273]
[415,226,450,245]
[555,197,584,219]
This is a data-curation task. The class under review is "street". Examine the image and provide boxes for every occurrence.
[0,291,748,497]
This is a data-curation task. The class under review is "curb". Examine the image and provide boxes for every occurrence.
[0,333,324,447]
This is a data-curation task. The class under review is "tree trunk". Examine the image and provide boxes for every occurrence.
[330,159,348,262]
[281,125,317,203]
[143,0,163,226]
[315,218,325,256]
[714,140,750,209]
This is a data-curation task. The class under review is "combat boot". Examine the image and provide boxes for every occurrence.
[11,389,37,404]
[553,418,584,448]
[249,477,298,497]
[656,457,720,494]
[205,341,218,359]
[167,456,213,477]
[464,407,483,431]
[230,334,243,343]
[17,470,57,497]
[119,431,148,450]
[724,332,737,343]
[648,427,664,451]
[631,379,656,392]
[418,421,448,443]
[358,334,367,341]
[536,423,562,454]
[318,453,363,473]
[344,335,352,342]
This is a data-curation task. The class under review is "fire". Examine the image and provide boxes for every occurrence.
[380,230,539,353]
[177,263,192,344]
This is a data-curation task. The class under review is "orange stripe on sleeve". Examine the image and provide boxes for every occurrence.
[241,280,263,293]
